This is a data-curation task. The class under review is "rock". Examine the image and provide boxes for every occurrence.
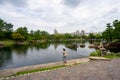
[0,42,4,47]
[89,57,111,61]
[88,44,96,48]
[80,44,85,48]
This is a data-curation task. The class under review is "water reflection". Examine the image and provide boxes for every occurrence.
[0,47,12,69]
[65,45,77,51]
[51,42,65,50]
[0,41,95,70]
[88,39,101,44]
[33,43,50,50]
[53,43,58,49]
[12,45,29,55]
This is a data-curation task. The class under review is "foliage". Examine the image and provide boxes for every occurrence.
[12,32,24,41]
[54,34,64,40]
[0,19,13,32]
[102,23,113,41]
[16,27,28,40]
[90,50,101,56]
[102,20,120,41]
[102,30,110,40]
[113,20,120,39]
[0,18,13,39]
[88,33,95,39]
[90,50,120,59]
[64,33,72,39]
[0,40,14,46]
[95,33,102,39]
[33,30,41,40]
[81,35,87,39]
[104,53,120,58]
[107,42,120,53]
[40,31,50,39]
[7,65,66,77]
[31,30,50,40]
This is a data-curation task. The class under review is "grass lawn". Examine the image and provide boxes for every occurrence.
[90,50,120,59]
[2,65,67,79]
[0,40,14,46]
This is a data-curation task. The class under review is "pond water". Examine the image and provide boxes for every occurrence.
[0,41,95,70]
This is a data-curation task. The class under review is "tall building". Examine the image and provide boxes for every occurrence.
[76,30,80,36]
[71,30,80,36]
[81,30,85,35]
[54,29,58,34]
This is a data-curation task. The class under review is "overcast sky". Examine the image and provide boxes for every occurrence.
[0,0,120,34]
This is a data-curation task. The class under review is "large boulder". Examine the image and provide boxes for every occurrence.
[0,42,4,47]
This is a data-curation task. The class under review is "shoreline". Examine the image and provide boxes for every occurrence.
[0,58,89,78]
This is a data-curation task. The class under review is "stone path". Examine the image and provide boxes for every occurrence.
[0,58,89,78]
[2,58,120,80]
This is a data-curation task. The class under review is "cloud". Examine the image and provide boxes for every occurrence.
[63,0,83,8]
[0,0,27,7]
[0,0,120,34]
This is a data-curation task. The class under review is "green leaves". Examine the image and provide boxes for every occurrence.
[16,27,28,40]
[12,33,24,41]
[0,18,13,39]
[102,20,120,41]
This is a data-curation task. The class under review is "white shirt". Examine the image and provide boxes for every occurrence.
[62,51,67,56]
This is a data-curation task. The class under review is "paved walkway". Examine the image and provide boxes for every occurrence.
[2,58,120,80]
[0,58,89,78]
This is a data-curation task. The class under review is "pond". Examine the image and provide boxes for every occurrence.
[0,41,95,70]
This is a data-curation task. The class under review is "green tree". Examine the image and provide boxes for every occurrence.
[106,23,113,42]
[54,34,63,40]
[102,30,110,40]
[16,27,28,40]
[102,23,113,41]
[64,33,72,39]
[49,34,54,39]
[0,18,13,39]
[40,31,50,40]
[81,35,87,39]
[0,19,4,31]
[113,20,120,39]
[31,30,50,40]
[12,32,24,41]
[30,30,34,35]
[33,30,41,40]
[88,33,95,39]
[95,33,102,39]
[102,20,120,42]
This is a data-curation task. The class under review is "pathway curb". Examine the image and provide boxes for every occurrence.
[0,58,89,79]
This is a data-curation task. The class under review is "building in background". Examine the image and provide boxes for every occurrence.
[53,29,99,37]
[54,29,58,34]
[71,30,85,36]
[81,30,85,35]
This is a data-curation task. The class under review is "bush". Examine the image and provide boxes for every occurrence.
[108,42,120,53]
[90,50,120,59]
[90,50,101,56]
[104,53,120,58]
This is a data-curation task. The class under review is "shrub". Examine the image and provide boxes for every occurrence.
[108,42,120,53]
[90,50,101,56]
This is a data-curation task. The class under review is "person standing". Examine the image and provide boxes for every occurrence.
[62,48,67,63]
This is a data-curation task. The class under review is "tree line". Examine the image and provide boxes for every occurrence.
[1,18,119,42]
[0,19,13,39]
[102,20,120,42]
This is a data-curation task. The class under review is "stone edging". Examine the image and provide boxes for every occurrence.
[89,56,111,61]
[0,58,89,80]
[0,66,69,80]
